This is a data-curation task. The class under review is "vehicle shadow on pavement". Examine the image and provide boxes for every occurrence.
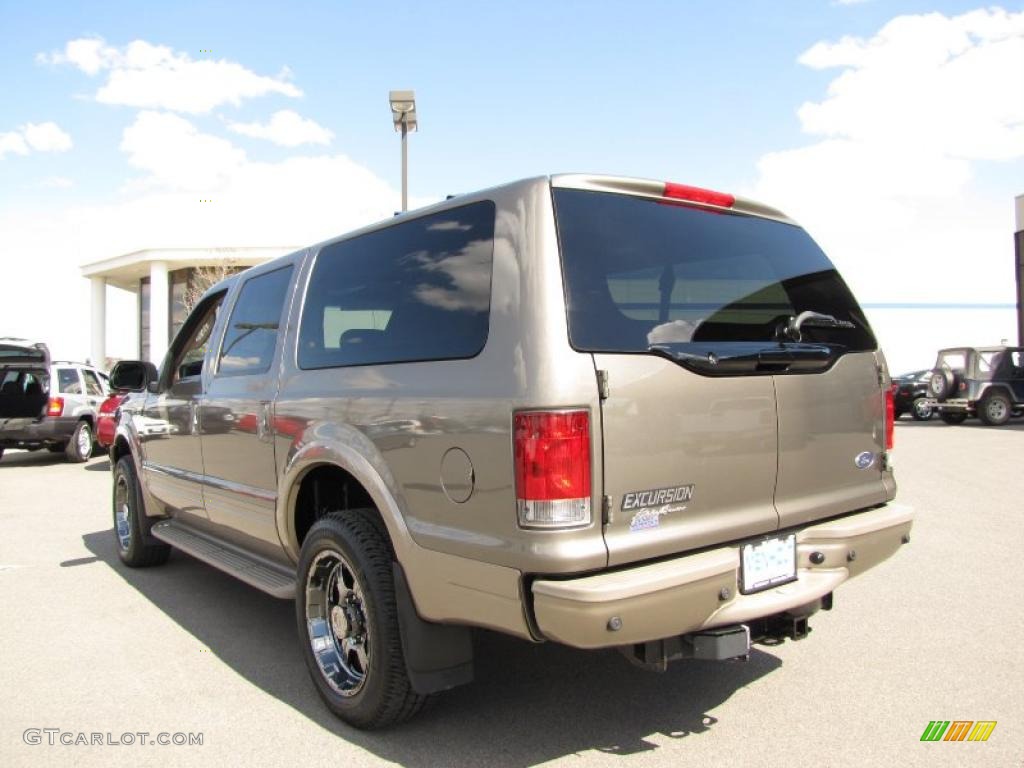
[0,451,111,469]
[83,528,781,765]
[0,450,67,468]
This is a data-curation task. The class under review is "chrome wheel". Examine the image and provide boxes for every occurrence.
[305,549,370,697]
[114,473,132,551]
[76,424,92,459]
[912,398,932,420]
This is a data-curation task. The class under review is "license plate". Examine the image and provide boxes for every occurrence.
[740,534,797,594]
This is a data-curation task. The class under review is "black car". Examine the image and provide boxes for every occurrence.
[924,346,1024,426]
[892,370,934,421]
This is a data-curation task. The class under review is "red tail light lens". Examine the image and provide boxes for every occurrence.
[513,410,591,528]
[663,182,735,208]
[884,389,895,451]
[47,397,64,417]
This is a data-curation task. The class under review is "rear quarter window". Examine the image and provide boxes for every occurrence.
[298,201,495,369]
[57,368,82,394]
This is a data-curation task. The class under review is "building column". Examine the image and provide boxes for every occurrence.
[149,261,169,365]
[89,277,106,367]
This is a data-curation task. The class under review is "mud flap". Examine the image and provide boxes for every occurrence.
[392,562,474,695]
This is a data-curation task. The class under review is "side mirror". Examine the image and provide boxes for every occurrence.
[109,360,159,393]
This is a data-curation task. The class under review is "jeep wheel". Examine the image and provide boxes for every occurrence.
[979,391,1011,427]
[296,511,425,729]
[911,397,933,421]
[940,412,967,425]
[113,456,171,567]
[65,421,93,462]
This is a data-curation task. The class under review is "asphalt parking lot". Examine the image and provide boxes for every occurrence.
[1,418,1021,768]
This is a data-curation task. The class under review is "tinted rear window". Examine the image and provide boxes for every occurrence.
[553,189,875,354]
[299,201,495,369]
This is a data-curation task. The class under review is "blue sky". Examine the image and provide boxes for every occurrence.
[1,0,1021,365]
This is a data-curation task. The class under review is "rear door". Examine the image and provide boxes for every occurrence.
[552,181,886,566]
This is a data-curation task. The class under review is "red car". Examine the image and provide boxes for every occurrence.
[96,392,127,449]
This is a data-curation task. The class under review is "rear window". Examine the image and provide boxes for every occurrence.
[553,189,875,354]
[298,201,495,369]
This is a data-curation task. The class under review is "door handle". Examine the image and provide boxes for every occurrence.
[190,402,199,434]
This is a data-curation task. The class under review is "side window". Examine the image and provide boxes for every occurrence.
[1010,351,1024,379]
[298,201,495,369]
[57,368,82,394]
[218,266,294,377]
[82,369,104,396]
[170,292,225,384]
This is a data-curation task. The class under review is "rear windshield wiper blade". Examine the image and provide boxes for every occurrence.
[778,311,855,342]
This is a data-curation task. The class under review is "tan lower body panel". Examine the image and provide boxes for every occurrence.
[532,503,914,649]
[400,541,533,640]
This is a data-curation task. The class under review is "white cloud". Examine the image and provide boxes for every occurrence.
[121,111,246,191]
[227,109,334,147]
[40,37,301,113]
[0,121,72,159]
[39,176,74,189]
[22,121,73,152]
[0,131,29,159]
[747,7,1024,307]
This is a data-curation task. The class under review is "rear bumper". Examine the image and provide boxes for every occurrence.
[922,398,971,412]
[0,416,77,446]
[531,503,914,649]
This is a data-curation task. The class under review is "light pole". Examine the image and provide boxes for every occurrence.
[388,90,418,212]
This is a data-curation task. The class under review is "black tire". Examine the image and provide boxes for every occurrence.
[940,412,967,425]
[910,397,933,421]
[296,510,426,729]
[113,456,171,567]
[65,421,93,463]
[0,447,4,461]
[978,391,1012,427]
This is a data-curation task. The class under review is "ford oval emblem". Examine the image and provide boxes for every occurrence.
[855,451,876,470]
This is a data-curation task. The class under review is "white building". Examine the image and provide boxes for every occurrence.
[80,246,296,366]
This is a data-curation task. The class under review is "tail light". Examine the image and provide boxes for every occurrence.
[513,410,591,528]
[884,389,895,451]
[663,182,735,208]
[47,397,64,417]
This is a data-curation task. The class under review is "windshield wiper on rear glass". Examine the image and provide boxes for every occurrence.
[777,311,855,343]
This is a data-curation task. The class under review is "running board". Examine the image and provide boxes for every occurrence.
[151,520,296,599]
